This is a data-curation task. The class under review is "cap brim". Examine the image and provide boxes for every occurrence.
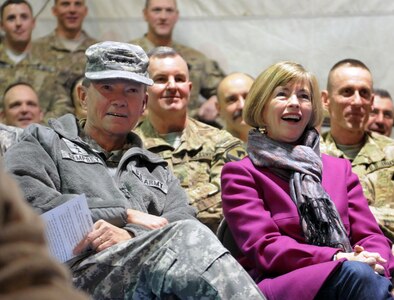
[85,70,153,86]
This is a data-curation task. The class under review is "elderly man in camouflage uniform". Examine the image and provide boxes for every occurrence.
[130,0,225,124]
[5,41,265,300]
[135,47,246,233]
[0,0,72,121]
[31,0,98,90]
[321,58,394,240]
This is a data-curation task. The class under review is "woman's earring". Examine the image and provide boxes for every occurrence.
[258,127,267,134]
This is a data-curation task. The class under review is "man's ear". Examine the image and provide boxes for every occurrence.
[143,8,148,22]
[215,98,221,113]
[77,85,88,110]
[321,89,330,110]
[142,93,148,113]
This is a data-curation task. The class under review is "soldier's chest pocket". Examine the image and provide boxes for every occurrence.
[373,170,394,205]
[172,155,212,187]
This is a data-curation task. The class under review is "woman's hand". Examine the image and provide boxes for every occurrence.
[126,209,168,230]
[74,219,133,254]
[336,245,387,274]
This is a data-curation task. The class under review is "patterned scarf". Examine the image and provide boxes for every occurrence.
[247,128,352,252]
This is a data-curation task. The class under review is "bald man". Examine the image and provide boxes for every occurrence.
[216,72,254,142]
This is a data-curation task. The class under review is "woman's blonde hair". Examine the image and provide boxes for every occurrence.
[243,61,323,129]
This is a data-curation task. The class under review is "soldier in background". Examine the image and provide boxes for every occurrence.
[320,58,394,240]
[216,72,254,142]
[135,47,246,232]
[0,0,73,122]
[366,88,394,137]
[0,82,43,128]
[31,0,98,85]
[130,0,225,125]
[0,0,35,65]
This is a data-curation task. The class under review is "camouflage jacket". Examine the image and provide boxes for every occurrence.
[0,124,23,156]
[135,117,246,232]
[0,44,73,123]
[321,131,394,239]
[31,30,98,82]
[130,35,225,117]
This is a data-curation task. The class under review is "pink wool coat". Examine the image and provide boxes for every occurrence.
[221,154,394,300]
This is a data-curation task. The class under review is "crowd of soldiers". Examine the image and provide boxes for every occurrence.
[0,0,394,299]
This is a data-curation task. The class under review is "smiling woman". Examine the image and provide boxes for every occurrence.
[221,61,394,300]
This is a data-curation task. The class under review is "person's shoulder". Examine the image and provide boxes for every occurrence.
[172,41,207,59]
[128,36,151,53]
[321,153,349,166]
[188,118,240,143]
[82,31,98,44]
[122,144,169,170]
[222,155,253,172]
[0,124,23,135]
[32,32,55,45]
[365,132,394,158]
[129,36,145,44]
[369,132,394,146]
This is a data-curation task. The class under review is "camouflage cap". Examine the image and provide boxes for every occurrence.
[85,41,153,85]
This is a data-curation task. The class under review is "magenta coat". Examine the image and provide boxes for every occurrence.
[221,154,394,300]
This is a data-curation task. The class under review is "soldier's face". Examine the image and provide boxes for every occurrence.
[80,79,147,139]
[144,0,178,38]
[1,3,35,44]
[366,95,393,137]
[2,84,43,128]
[323,66,373,135]
[52,0,87,33]
[147,55,192,117]
[217,74,253,139]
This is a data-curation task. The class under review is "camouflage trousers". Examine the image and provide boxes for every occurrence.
[72,219,265,300]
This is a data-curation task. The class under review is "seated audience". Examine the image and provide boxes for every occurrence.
[0,164,88,299]
[0,0,72,119]
[0,0,35,65]
[31,0,98,82]
[5,41,265,299]
[216,72,254,142]
[221,61,394,299]
[366,88,393,137]
[130,0,225,124]
[135,47,246,233]
[1,82,43,128]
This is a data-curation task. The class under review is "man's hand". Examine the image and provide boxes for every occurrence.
[126,209,168,230]
[74,219,132,254]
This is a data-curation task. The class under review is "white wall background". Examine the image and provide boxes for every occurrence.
[6,0,394,96]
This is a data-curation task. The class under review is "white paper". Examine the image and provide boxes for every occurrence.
[41,194,93,263]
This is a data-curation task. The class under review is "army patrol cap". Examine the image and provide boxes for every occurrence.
[85,41,153,85]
